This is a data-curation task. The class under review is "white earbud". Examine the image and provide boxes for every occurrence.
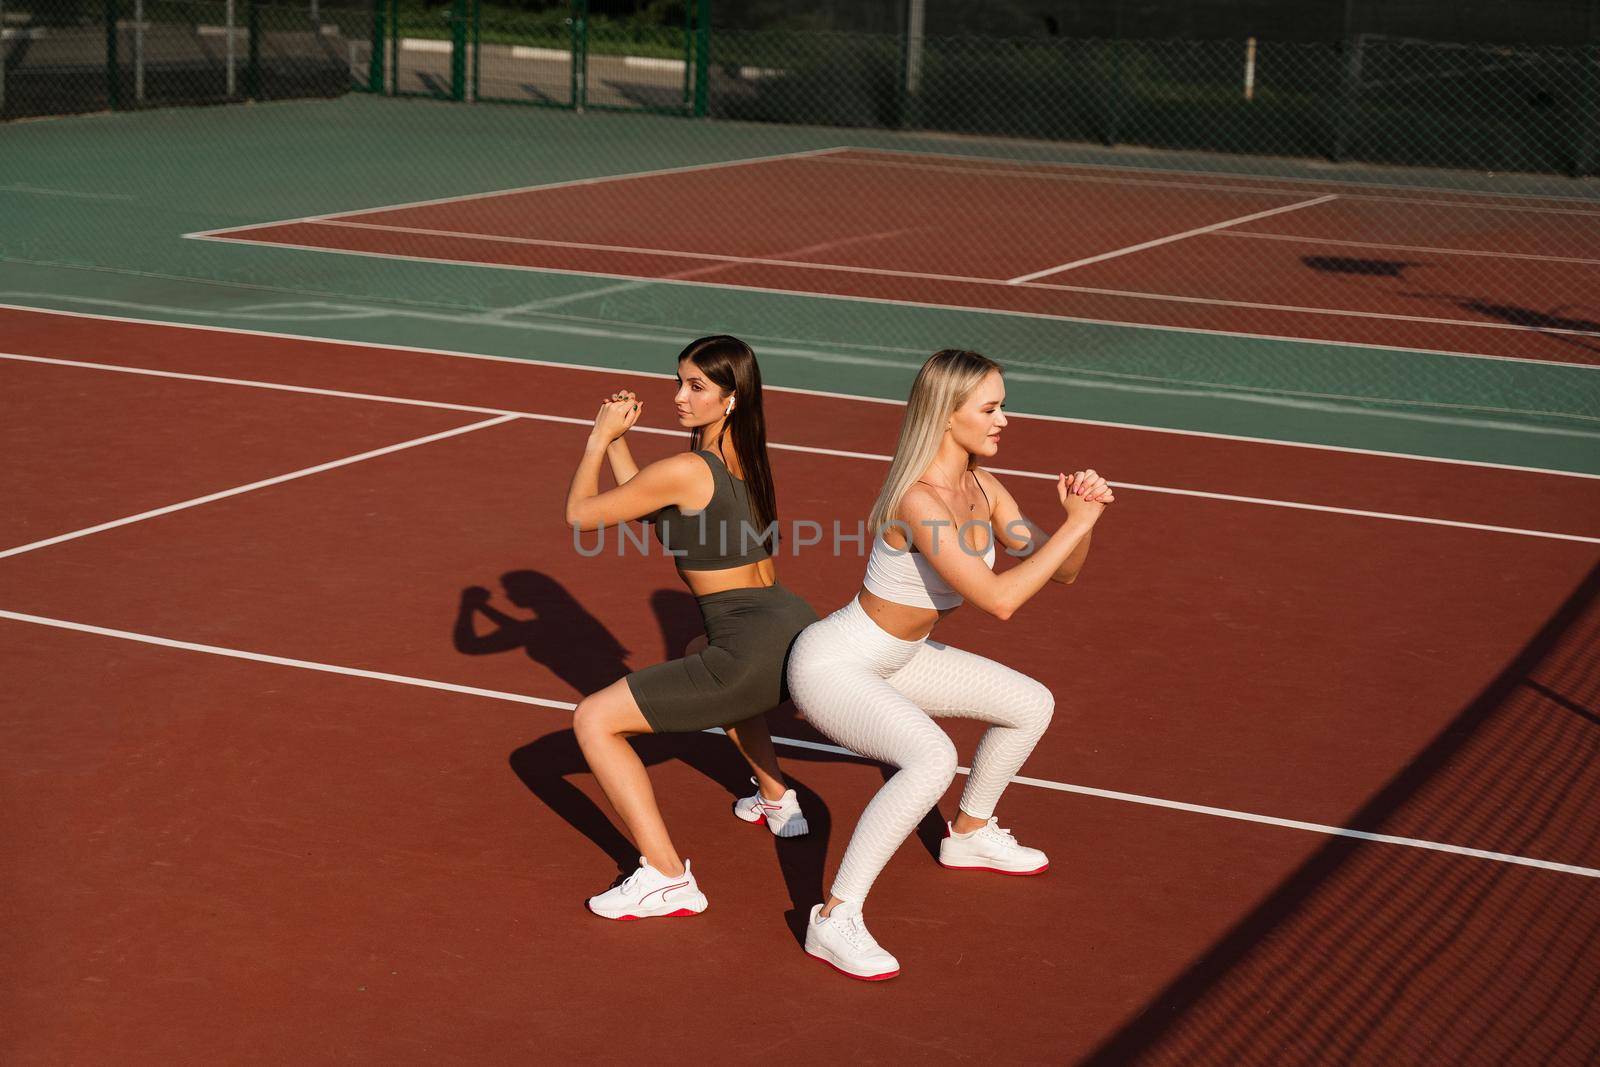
[724,397,736,416]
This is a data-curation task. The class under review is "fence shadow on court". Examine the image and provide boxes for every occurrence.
[1079,561,1600,1066]
[1300,255,1600,360]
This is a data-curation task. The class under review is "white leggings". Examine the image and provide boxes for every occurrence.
[785,595,1055,904]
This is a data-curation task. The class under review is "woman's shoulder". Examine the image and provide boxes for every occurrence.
[891,484,956,548]
[651,450,711,474]
[635,450,712,493]
[898,480,944,512]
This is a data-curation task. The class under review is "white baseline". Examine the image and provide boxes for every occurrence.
[3,607,1595,881]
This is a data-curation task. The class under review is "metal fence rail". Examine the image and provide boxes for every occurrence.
[0,0,373,118]
[4,0,1598,178]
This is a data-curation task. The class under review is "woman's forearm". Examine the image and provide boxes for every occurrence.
[989,517,1096,618]
[565,432,610,526]
[1052,528,1092,583]
[606,438,640,485]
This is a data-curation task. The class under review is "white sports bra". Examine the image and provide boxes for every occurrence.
[862,530,997,610]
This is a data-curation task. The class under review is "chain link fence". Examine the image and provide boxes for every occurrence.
[706,30,1600,177]
[8,1,1596,179]
[0,0,375,119]
[712,0,1600,47]
[4,0,1598,445]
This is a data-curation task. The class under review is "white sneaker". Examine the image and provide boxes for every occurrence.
[731,777,810,838]
[804,901,900,981]
[585,857,708,921]
[938,817,1049,875]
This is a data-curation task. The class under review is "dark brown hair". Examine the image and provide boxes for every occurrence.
[678,335,780,550]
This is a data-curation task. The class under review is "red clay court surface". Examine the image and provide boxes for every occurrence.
[4,305,1599,1062]
[192,147,1600,366]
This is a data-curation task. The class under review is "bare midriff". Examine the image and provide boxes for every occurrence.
[678,556,778,597]
[856,587,957,642]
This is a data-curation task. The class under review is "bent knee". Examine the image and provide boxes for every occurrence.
[571,699,602,739]
[903,731,959,794]
[1033,682,1056,721]
[572,697,625,742]
[1018,679,1055,732]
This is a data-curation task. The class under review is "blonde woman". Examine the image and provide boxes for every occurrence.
[785,349,1113,980]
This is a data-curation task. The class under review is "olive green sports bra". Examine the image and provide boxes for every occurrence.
[647,449,773,571]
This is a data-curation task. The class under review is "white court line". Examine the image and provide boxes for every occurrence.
[1217,229,1600,268]
[305,214,1600,344]
[0,184,138,202]
[832,146,1600,215]
[1001,771,1600,879]
[811,153,1339,199]
[309,217,990,280]
[782,441,1600,543]
[181,234,1600,370]
[193,225,1600,352]
[4,302,1598,482]
[1022,280,1600,341]
[1006,195,1340,284]
[21,288,1572,434]
[3,606,1596,881]
[1050,475,1600,544]
[480,227,921,319]
[0,413,519,559]
[4,350,1596,543]
[183,146,849,239]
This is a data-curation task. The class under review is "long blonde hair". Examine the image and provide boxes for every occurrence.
[868,349,1004,536]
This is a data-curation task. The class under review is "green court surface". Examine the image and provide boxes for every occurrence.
[3,93,1597,474]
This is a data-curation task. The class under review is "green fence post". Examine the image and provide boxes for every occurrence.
[1331,32,1364,162]
[1329,0,1361,162]
[367,0,384,93]
[387,0,399,95]
[106,0,121,109]
[573,0,586,111]
[1580,5,1600,176]
[448,0,466,100]
[566,0,578,109]
[1102,39,1124,146]
[1099,0,1125,147]
[692,0,709,117]
[246,0,261,98]
[899,0,924,129]
[471,0,480,103]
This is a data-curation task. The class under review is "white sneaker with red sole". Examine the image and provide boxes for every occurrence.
[804,901,900,981]
[731,777,810,838]
[586,857,708,921]
[938,818,1049,875]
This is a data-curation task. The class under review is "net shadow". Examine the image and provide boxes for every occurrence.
[1082,561,1600,1066]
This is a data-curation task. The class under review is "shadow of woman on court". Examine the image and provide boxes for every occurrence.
[454,569,629,695]
[468,574,833,917]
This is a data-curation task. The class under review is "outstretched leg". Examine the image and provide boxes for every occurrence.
[571,677,684,876]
